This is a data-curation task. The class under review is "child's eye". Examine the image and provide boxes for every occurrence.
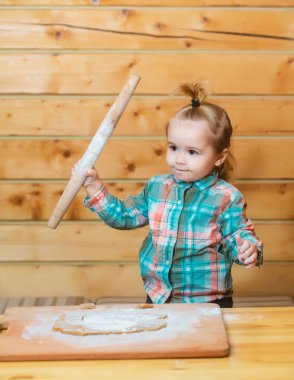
[169,145,177,151]
[188,150,198,155]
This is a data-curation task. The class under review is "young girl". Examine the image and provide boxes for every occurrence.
[81,82,263,308]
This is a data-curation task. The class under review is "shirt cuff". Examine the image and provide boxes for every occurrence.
[83,185,106,211]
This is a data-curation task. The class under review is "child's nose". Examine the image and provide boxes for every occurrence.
[176,151,186,164]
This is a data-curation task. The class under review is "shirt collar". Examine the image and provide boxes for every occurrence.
[169,170,218,190]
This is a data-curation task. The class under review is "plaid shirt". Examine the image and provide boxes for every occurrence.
[84,170,263,304]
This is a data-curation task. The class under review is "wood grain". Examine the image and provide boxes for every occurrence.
[0,9,293,50]
[0,0,293,308]
[0,263,292,298]
[0,182,293,220]
[232,264,294,297]
[1,97,293,136]
[0,0,292,6]
[0,222,292,262]
[0,139,293,179]
[0,53,293,95]
[0,263,145,299]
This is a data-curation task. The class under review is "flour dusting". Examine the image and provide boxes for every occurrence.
[223,313,266,322]
[21,305,220,350]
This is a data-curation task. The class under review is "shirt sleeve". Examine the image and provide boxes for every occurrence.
[219,190,263,267]
[83,182,149,230]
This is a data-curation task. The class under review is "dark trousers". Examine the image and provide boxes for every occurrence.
[146,294,233,308]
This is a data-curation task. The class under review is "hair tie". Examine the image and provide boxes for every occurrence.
[191,98,200,108]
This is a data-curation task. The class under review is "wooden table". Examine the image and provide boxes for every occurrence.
[0,306,293,380]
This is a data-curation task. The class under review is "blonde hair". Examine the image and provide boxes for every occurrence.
[169,82,234,182]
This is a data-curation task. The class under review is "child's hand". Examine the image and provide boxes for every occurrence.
[236,235,258,269]
[72,162,103,197]
[83,168,104,197]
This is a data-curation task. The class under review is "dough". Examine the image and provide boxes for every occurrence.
[137,303,153,309]
[52,308,168,336]
[79,303,96,310]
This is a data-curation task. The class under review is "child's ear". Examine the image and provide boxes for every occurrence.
[215,149,228,167]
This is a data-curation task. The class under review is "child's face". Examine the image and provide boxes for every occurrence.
[166,118,224,182]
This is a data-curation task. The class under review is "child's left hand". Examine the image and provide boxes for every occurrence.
[236,235,258,269]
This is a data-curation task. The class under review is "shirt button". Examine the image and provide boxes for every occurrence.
[177,200,181,205]
[166,260,170,265]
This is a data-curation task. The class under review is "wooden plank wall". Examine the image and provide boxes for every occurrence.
[0,0,293,301]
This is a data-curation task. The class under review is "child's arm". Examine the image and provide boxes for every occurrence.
[81,167,149,230]
[219,190,263,268]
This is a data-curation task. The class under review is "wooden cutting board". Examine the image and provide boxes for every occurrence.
[0,303,229,361]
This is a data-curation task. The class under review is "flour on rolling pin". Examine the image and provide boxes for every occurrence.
[52,307,167,336]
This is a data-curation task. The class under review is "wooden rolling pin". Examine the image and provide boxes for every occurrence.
[48,74,141,229]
